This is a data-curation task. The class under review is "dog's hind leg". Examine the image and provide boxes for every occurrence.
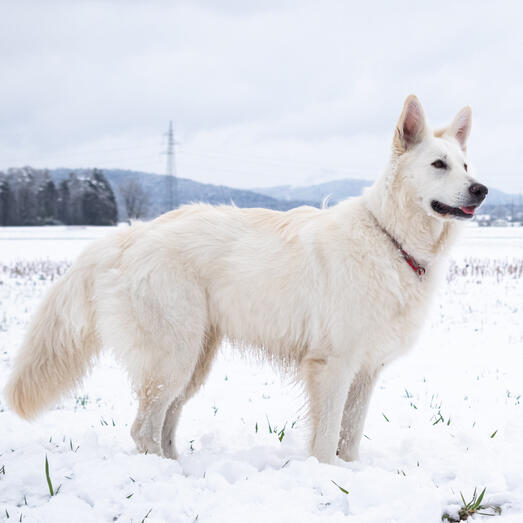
[129,340,204,457]
[122,289,209,457]
[301,356,354,464]
[337,365,380,462]
[99,257,210,458]
[161,328,222,459]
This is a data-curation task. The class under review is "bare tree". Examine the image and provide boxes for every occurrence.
[120,177,149,221]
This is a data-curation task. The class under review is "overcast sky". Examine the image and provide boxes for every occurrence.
[1,1,522,193]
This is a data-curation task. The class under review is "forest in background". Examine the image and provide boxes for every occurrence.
[0,167,118,225]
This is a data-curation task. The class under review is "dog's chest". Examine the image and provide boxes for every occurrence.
[372,271,436,362]
[332,258,439,364]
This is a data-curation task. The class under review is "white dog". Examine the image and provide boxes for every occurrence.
[5,96,487,464]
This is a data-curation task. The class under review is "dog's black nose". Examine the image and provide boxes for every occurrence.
[469,183,488,201]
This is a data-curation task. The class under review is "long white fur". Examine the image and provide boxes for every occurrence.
[4,95,483,464]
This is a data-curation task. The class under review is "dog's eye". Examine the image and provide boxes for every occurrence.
[464,163,468,172]
[431,159,447,169]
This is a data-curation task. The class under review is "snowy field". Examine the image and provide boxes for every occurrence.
[1,225,522,522]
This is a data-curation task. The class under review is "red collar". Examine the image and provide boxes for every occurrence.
[368,211,426,280]
[397,246,426,280]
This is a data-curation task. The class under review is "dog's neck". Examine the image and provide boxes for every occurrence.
[362,164,463,267]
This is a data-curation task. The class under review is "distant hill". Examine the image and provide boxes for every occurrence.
[480,188,521,207]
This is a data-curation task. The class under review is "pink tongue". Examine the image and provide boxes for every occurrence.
[461,206,475,215]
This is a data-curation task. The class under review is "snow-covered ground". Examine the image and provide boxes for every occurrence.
[0,225,522,522]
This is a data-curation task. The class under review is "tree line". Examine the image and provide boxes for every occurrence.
[0,167,118,226]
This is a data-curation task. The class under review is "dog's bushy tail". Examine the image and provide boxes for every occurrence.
[4,259,101,419]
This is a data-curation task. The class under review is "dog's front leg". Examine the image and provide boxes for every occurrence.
[337,365,380,462]
[302,357,353,464]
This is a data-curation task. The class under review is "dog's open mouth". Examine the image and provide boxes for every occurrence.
[431,200,477,219]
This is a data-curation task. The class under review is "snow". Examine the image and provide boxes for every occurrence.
[0,226,127,262]
[1,225,523,522]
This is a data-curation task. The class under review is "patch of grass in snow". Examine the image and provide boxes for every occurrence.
[44,455,61,497]
[432,409,451,426]
[402,387,419,409]
[276,422,287,442]
[447,258,523,282]
[330,480,349,495]
[5,509,25,521]
[74,394,89,409]
[69,438,80,453]
[442,487,502,521]
[262,416,297,442]
[266,415,273,433]
[0,260,70,281]
[428,395,452,426]
[506,390,521,405]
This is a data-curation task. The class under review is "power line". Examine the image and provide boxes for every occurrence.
[163,121,179,210]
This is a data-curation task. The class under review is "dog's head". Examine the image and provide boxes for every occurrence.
[392,95,487,220]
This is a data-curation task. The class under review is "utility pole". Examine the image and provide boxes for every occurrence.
[164,121,178,210]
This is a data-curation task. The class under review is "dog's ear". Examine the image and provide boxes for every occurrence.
[393,95,427,154]
[448,106,472,151]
